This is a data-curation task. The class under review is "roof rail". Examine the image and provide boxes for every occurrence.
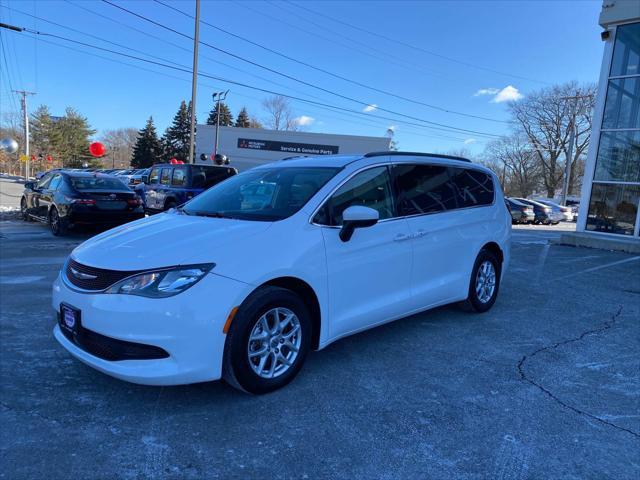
[364,151,472,163]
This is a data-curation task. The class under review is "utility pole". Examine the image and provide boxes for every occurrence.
[212,90,229,158]
[187,0,200,164]
[13,90,36,179]
[560,94,593,206]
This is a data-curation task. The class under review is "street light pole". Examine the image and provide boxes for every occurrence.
[212,90,229,158]
[13,90,36,178]
[187,0,200,164]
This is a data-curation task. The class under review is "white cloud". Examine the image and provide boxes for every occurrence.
[294,115,315,126]
[491,85,523,103]
[474,88,500,97]
[464,138,476,144]
[474,85,524,103]
[363,104,377,112]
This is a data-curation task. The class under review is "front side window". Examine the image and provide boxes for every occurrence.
[48,174,63,191]
[394,164,456,215]
[318,166,394,226]
[160,168,172,186]
[36,174,53,189]
[183,166,340,221]
[149,168,160,184]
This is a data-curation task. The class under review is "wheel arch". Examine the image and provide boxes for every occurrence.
[480,241,503,266]
[258,276,322,350]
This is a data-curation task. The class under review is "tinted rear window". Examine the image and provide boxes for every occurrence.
[394,164,458,215]
[449,168,494,208]
[191,166,237,188]
[70,176,129,191]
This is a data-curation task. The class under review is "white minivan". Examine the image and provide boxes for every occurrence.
[53,152,510,393]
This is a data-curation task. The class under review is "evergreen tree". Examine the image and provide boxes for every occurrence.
[30,105,62,168]
[54,107,97,167]
[131,117,163,168]
[162,100,195,162]
[206,102,234,126]
[234,107,250,128]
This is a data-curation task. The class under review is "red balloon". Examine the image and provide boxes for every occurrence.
[89,142,106,157]
[170,158,178,164]
[46,155,53,162]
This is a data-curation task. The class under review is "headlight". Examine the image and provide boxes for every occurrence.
[105,264,214,298]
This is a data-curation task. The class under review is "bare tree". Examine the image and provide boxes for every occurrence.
[100,128,138,168]
[262,95,298,131]
[484,134,542,197]
[509,81,595,197]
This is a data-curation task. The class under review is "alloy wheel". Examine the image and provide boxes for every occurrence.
[475,260,496,304]
[247,307,301,379]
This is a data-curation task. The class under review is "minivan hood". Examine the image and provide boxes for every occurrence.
[71,212,272,271]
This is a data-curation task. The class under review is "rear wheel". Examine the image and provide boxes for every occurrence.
[461,249,501,313]
[223,286,311,394]
[49,207,68,236]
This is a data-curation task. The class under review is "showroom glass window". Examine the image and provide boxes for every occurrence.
[589,22,640,236]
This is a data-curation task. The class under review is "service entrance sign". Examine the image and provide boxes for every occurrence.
[237,138,339,156]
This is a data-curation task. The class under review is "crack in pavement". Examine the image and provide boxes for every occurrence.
[517,306,640,439]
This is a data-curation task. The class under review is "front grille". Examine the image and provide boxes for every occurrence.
[60,320,169,361]
[65,258,142,291]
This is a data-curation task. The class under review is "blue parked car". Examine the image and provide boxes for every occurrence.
[142,163,237,214]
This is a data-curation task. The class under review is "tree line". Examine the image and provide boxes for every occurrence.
[131,100,266,168]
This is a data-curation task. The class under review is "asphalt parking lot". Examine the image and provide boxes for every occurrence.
[1,184,639,479]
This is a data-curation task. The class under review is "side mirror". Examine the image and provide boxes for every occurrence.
[24,181,35,190]
[339,206,379,242]
[141,175,149,184]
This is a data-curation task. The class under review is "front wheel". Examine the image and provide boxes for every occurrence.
[461,250,501,313]
[20,197,31,221]
[223,286,311,394]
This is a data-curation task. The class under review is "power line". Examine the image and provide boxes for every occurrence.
[153,0,507,124]
[4,3,388,120]
[284,0,549,85]
[233,0,453,84]
[0,31,18,112]
[19,33,474,146]
[1,21,499,138]
[100,0,501,138]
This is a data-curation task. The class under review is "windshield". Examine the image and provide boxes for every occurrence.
[182,166,341,221]
[70,176,130,191]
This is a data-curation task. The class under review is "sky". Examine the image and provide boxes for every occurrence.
[0,0,604,155]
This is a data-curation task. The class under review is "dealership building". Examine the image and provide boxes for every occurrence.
[195,125,391,171]
[570,0,640,250]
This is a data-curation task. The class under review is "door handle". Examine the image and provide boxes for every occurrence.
[394,233,411,242]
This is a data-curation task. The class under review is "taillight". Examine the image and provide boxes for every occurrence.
[127,197,142,206]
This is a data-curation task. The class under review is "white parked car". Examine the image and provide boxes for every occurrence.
[53,152,511,393]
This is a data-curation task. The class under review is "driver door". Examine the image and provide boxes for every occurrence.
[316,166,413,340]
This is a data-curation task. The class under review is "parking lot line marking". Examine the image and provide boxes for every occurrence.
[552,256,640,281]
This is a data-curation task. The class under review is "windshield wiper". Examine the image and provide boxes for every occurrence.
[190,211,235,219]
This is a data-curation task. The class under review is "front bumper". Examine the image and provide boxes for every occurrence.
[52,269,251,385]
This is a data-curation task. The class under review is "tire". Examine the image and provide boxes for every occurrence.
[20,197,31,221]
[460,249,501,313]
[164,200,177,211]
[223,286,312,394]
[49,207,68,236]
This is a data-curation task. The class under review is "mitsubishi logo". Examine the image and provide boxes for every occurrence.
[70,267,97,280]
